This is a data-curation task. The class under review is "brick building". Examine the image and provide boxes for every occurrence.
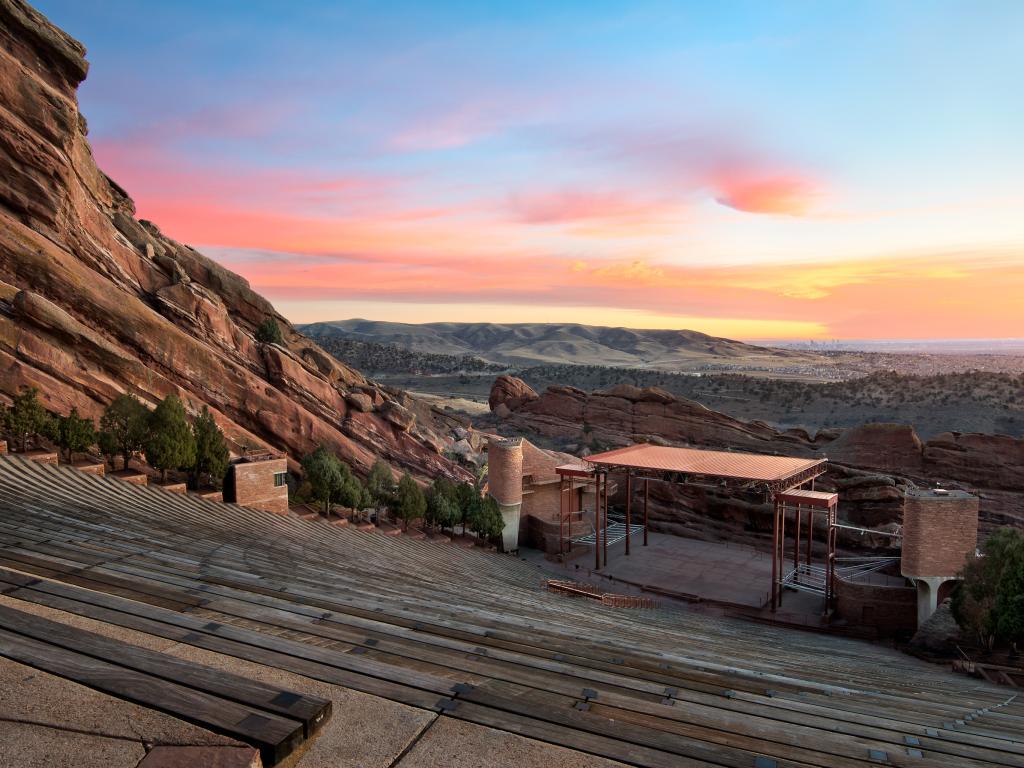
[223,454,289,515]
[487,436,606,553]
[900,487,978,626]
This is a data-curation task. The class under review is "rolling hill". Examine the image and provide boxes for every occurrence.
[301,319,825,370]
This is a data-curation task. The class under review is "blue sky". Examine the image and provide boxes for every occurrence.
[36,1,1024,338]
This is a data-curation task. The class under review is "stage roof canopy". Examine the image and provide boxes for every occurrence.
[581,444,826,489]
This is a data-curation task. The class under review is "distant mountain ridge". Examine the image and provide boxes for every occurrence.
[301,319,821,370]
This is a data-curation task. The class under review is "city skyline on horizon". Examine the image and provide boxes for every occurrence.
[36,1,1024,340]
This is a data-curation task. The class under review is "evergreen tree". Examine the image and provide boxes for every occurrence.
[366,459,396,510]
[6,387,55,452]
[454,481,481,534]
[56,408,96,463]
[301,446,345,516]
[953,527,1024,649]
[394,472,426,531]
[97,429,119,469]
[255,318,284,345]
[426,477,458,533]
[144,394,196,484]
[99,394,149,470]
[469,495,505,546]
[337,472,370,512]
[190,406,230,489]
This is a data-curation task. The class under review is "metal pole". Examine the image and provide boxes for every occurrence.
[594,473,601,570]
[643,478,649,546]
[559,476,565,557]
[806,509,813,570]
[778,499,786,608]
[625,471,632,556]
[793,503,801,574]
[602,471,608,567]
[771,497,779,612]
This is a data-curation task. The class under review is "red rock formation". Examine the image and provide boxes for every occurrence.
[0,0,467,482]
[488,375,538,416]
[492,377,805,454]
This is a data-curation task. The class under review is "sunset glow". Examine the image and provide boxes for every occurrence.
[39,1,1024,340]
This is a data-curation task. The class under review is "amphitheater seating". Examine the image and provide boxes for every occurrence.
[0,455,1022,767]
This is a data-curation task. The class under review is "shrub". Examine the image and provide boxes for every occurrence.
[255,318,284,345]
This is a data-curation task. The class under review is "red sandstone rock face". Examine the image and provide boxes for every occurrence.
[495,377,800,454]
[0,1,467,483]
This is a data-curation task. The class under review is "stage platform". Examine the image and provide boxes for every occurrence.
[522,530,777,609]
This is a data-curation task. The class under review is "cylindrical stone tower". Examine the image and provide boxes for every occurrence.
[901,488,978,627]
[488,437,523,552]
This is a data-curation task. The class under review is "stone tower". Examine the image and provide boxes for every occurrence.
[900,488,978,626]
[487,437,523,553]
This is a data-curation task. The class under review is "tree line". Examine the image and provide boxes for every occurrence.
[2,387,229,488]
[299,446,505,545]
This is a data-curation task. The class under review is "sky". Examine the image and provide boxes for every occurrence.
[38,1,1024,340]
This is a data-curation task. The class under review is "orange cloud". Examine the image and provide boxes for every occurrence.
[712,173,818,215]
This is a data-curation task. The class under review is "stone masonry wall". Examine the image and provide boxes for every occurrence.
[231,458,289,515]
[901,489,978,578]
[834,575,917,635]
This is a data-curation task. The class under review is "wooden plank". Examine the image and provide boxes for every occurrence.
[0,603,331,737]
[0,626,303,766]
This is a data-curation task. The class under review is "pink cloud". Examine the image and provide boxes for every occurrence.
[509,190,679,225]
[712,173,817,215]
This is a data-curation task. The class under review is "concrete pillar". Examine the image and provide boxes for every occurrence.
[913,576,944,627]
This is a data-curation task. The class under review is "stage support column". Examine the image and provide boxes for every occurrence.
[778,498,786,607]
[806,510,814,572]
[643,479,649,546]
[770,499,778,614]
[602,471,608,567]
[559,476,565,557]
[594,473,601,571]
[793,504,801,573]
[625,472,632,556]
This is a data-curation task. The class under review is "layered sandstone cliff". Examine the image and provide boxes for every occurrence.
[0,0,467,480]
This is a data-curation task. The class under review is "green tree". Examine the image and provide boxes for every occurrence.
[6,387,55,452]
[99,394,149,470]
[953,527,1024,649]
[56,408,96,463]
[454,481,481,535]
[366,459,396,510]
[301,446,345,516]
[97,429,119,470]
[144,394,196,484]
[255,318,284,345]
[394,472,426,531]
[338,472,370,513]
[426,477,458,533]
[469,495,505,546]
[190,406,230,489]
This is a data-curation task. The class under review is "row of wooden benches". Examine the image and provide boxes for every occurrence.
[1,456,1022,768]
